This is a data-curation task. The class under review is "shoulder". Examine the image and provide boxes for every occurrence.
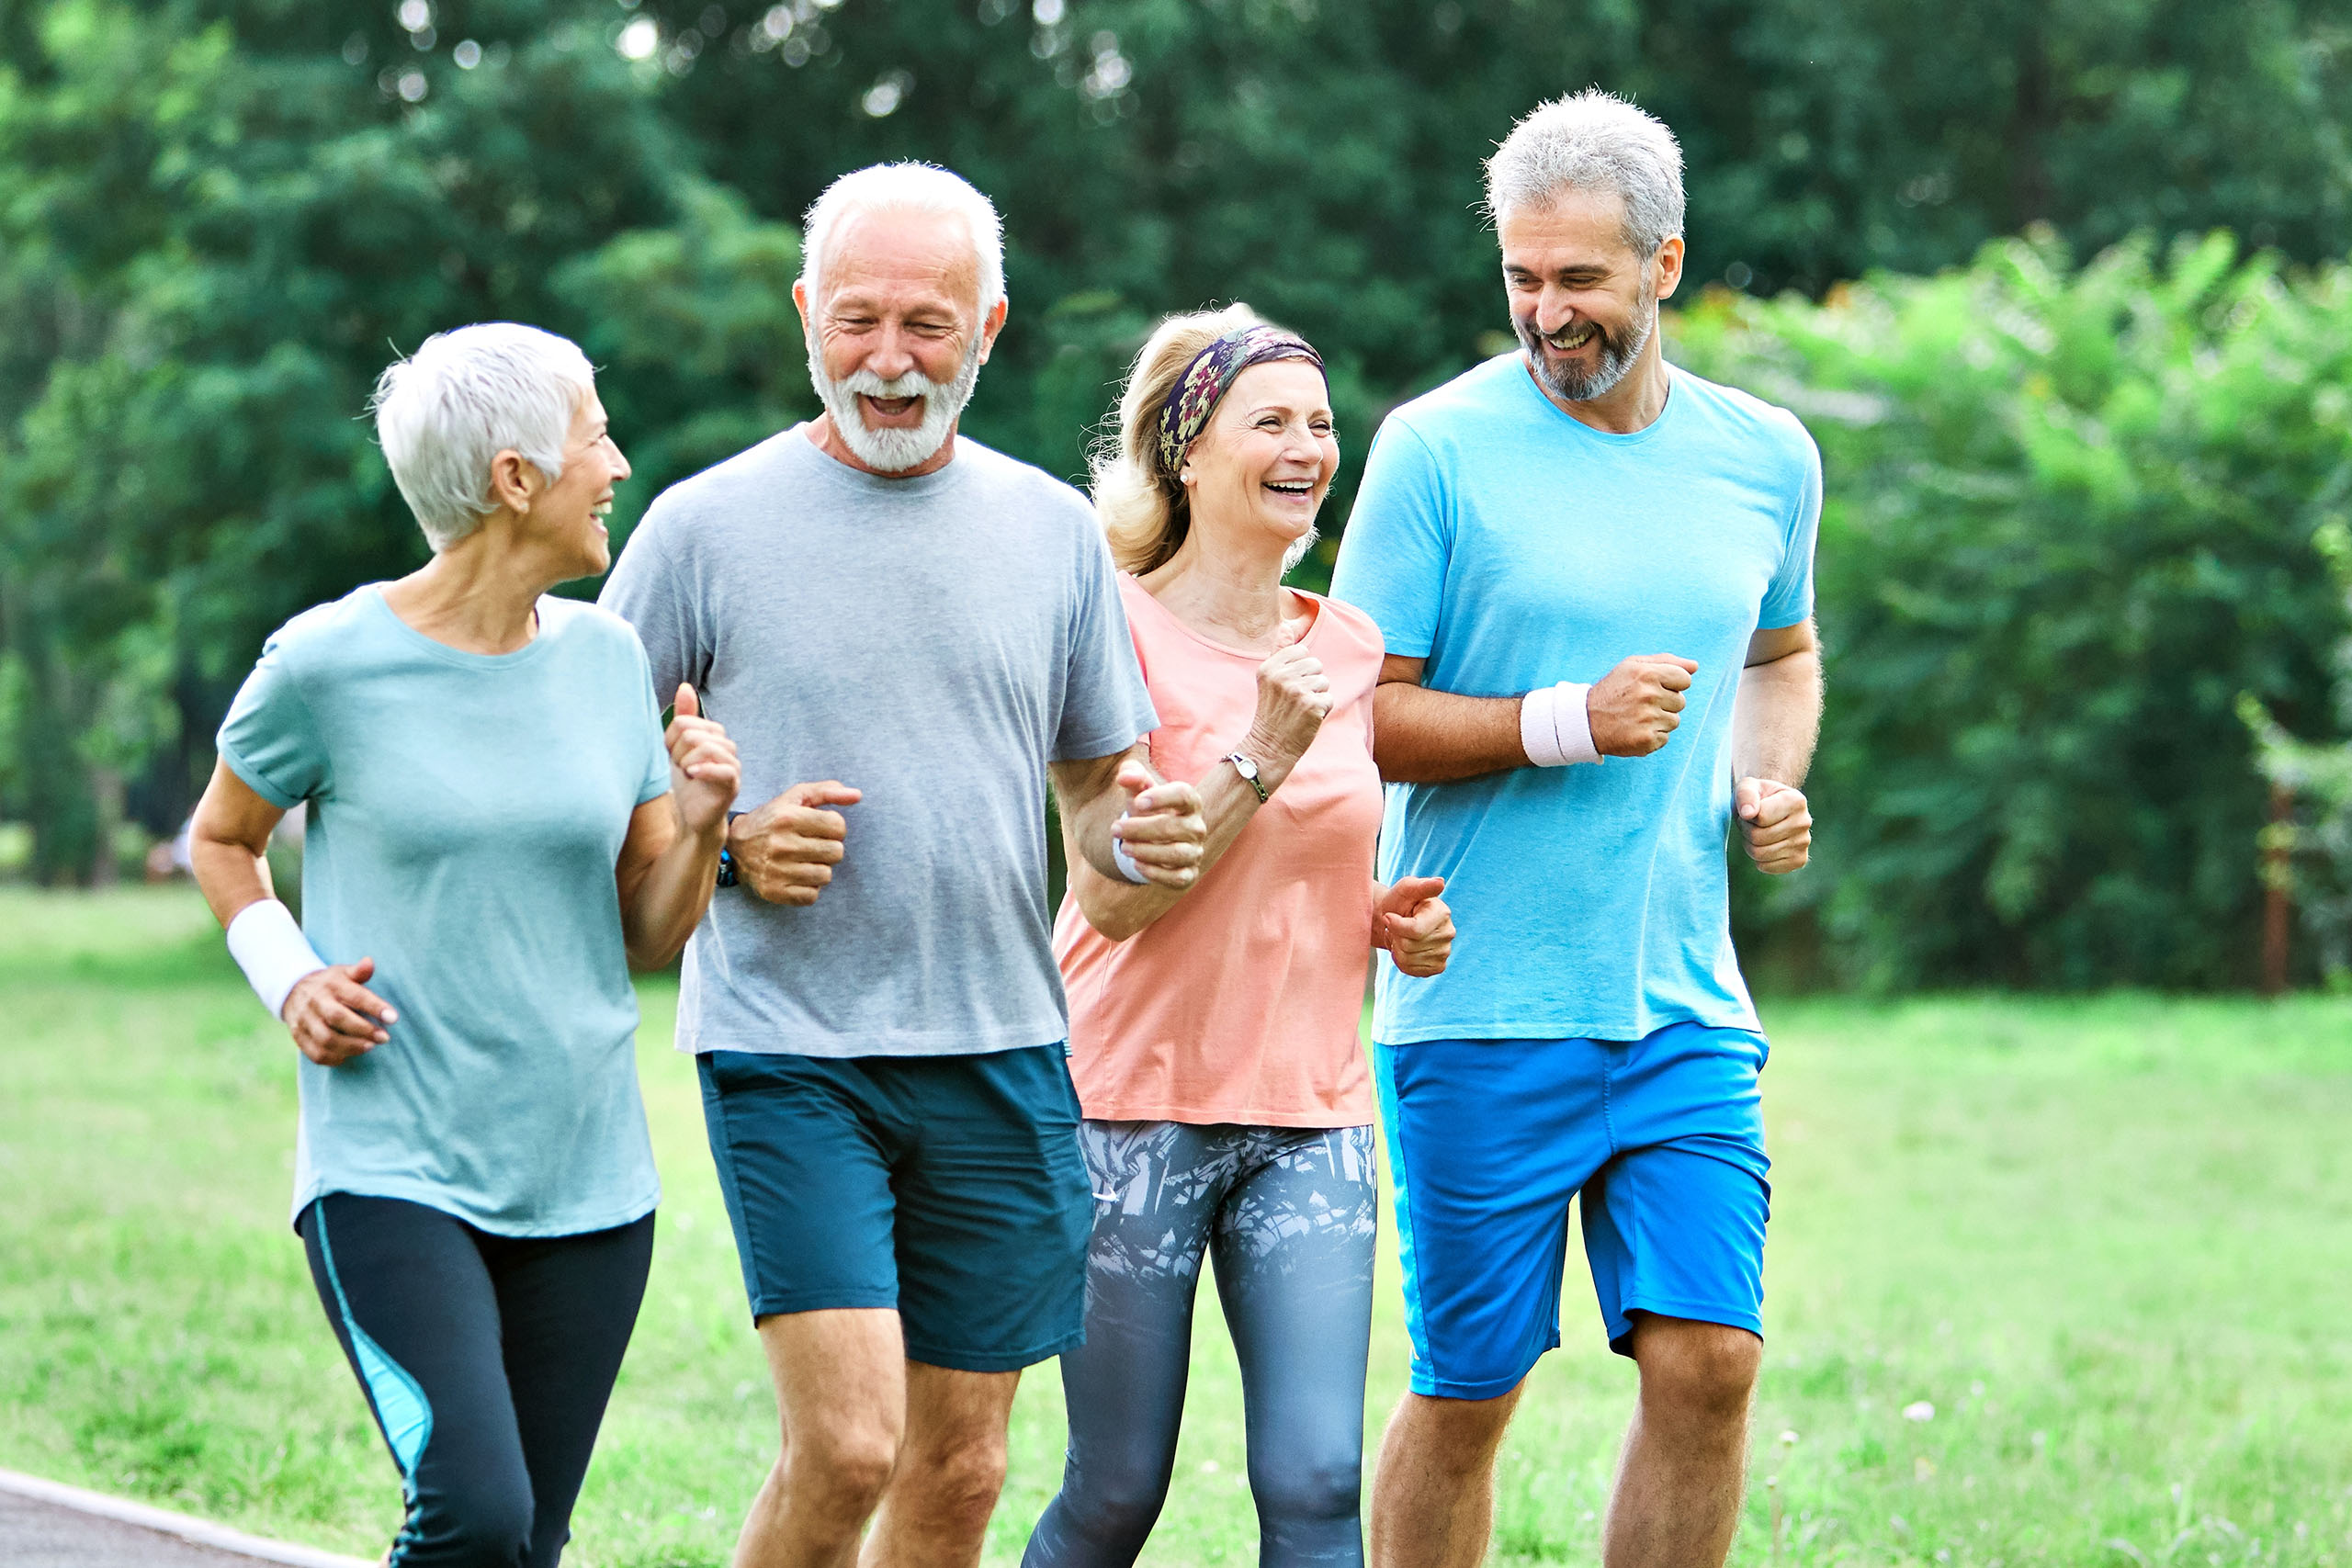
[1306,592,1387,665]
[1376,355,1532,448]
[539,597,650,662]
[630,430,808,549]
[954,438,1099,534]
[255,586,382,671]
[1668,367,1818,478]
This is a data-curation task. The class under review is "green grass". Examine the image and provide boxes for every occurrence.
[2,886,2349,1566]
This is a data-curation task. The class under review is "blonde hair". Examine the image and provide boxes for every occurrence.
[1093,303,1267,576]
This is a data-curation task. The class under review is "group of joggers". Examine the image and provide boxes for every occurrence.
[187,87,1823,1568]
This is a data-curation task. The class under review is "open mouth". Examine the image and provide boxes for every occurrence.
[590,497,614,526]
[1264,479,1316,502]
[861,393,923,421]
[1544,322,1599,352]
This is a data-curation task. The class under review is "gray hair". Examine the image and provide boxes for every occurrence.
[369,323,595,552]
[800,162,1007,316]
[1484,89,1685,258]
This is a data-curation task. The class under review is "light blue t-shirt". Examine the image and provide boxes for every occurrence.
[218,586,673,1235]
[1330,355,1821,1045]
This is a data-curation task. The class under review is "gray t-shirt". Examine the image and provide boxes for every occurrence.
[599,427,1157,1058]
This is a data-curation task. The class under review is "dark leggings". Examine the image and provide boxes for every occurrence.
[1024,1122,1377,1568]
[298,1193,655,1567]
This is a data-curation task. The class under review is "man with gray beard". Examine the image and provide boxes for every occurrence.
[600,163,1209,1568]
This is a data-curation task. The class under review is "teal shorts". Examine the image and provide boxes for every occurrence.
[696,1043,1091,1372]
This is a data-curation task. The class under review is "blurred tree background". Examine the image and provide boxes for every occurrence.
[4,0,2351,987]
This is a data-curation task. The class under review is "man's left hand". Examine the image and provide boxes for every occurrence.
[1735,776,1811,874]
[1111,760,1208,890]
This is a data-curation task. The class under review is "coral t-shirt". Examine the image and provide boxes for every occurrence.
[1054,575,1385,1127]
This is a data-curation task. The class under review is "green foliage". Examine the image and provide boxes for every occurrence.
[1675,233,2352,987]
[6,0,2352,990]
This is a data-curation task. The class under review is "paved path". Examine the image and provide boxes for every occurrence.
[0,1470,372,1568]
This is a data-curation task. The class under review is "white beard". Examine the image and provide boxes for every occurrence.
[808,335,984,473]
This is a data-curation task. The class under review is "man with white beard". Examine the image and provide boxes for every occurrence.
[600,163,1207,1568]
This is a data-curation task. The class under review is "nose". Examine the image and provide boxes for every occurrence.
[864,322,918,382]
[607,439,631,483]
[1534,282,1583,335]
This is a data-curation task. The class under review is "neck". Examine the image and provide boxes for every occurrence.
[381,522,561,655]
[1139,518,1303,649]
[805,413,959,479]
[1531,328,1672,435]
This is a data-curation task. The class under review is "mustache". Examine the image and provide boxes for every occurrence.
[1529,317,1609,352]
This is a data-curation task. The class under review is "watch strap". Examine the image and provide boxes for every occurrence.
[1226,751,1271,804]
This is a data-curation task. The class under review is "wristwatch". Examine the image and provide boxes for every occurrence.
[1225,751,1270,804]
[716,811,742,887]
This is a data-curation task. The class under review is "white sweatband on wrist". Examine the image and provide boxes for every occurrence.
[1520,682,1600,767]
[226,898,328,1021]
[1110,818,1148,885]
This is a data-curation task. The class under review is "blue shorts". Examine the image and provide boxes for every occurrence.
[1374,1022,1770,1399]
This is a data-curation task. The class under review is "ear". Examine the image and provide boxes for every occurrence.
[1652,234,1686,303]
[975,294,1011,367]
[486,449,540,514]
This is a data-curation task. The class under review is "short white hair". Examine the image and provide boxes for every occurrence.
[1485,89,1685,258]
[799,162,1006,316]
[370,322,595,552]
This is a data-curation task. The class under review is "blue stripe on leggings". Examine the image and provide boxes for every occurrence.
[314,1206,435,1478]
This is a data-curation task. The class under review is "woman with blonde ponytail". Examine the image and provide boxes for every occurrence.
[1025,310,1458,1567]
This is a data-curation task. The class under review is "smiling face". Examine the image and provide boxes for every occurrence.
[526,389,629,578]
[1498,187,1683,405]
[796,207,1007,473]
[1180,359,1338,558]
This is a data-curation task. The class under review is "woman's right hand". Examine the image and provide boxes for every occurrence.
[1248,639,1332,771]
[282,957,397,1066]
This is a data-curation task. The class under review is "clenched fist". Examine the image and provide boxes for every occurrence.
[666,684,741,837]
[282,957,398,1066]
[730,780,863,907]
[1736,775,1812,874]
[1112,759,1209,889]
[1246,625,1332,774]
[1589,654,1699,757]
[1374,875,1454,978]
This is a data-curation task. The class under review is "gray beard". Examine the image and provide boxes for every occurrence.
[808,335,984,473]
[1519,290,1655,404]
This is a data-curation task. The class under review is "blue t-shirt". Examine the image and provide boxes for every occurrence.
[217,586,673,1235]
[1330,355,1821,1045]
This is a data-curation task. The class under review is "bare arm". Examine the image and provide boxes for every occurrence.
[189,760,395,1063]
[1049,747,1206,909]
[1731,619,1822,874]
[615,686,740,968]
[1371,652,1702,784]
[1057,638,1331,942]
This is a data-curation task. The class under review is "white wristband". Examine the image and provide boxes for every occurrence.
[1110,818,1148,885]
[225,898,328,1021]
[1520,682,1600,767]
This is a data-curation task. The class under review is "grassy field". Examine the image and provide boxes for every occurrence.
[2,886,2349,1567]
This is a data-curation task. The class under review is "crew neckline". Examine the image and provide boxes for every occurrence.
[1513,355,1682,446]
[787,421,971,499]
[1125,574,1326,661]
[365,583,560,670]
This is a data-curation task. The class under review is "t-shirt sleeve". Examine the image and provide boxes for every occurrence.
[629,637,673,807]
[1760,423,1822,629]
[215,634,327,809]
[597,500,704,702]
[1054,522,1159,761]
[1329,419,1449,659]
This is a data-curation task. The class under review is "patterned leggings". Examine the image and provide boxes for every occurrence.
[1023,1120,1378,1568]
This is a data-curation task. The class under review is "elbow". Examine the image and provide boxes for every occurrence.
[1077,894,1149,943]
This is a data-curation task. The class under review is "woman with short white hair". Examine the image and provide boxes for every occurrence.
[1025,306,1454,1567]
[187,322,739,1568]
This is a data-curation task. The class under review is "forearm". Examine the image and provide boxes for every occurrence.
[1072,761,1265,941]
[1372,682,1527,784]
[190,834,276,928]
[1734,648,1822,785]
[621,813,724,969]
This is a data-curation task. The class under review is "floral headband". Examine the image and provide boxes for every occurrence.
[1155,324,1326,478]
